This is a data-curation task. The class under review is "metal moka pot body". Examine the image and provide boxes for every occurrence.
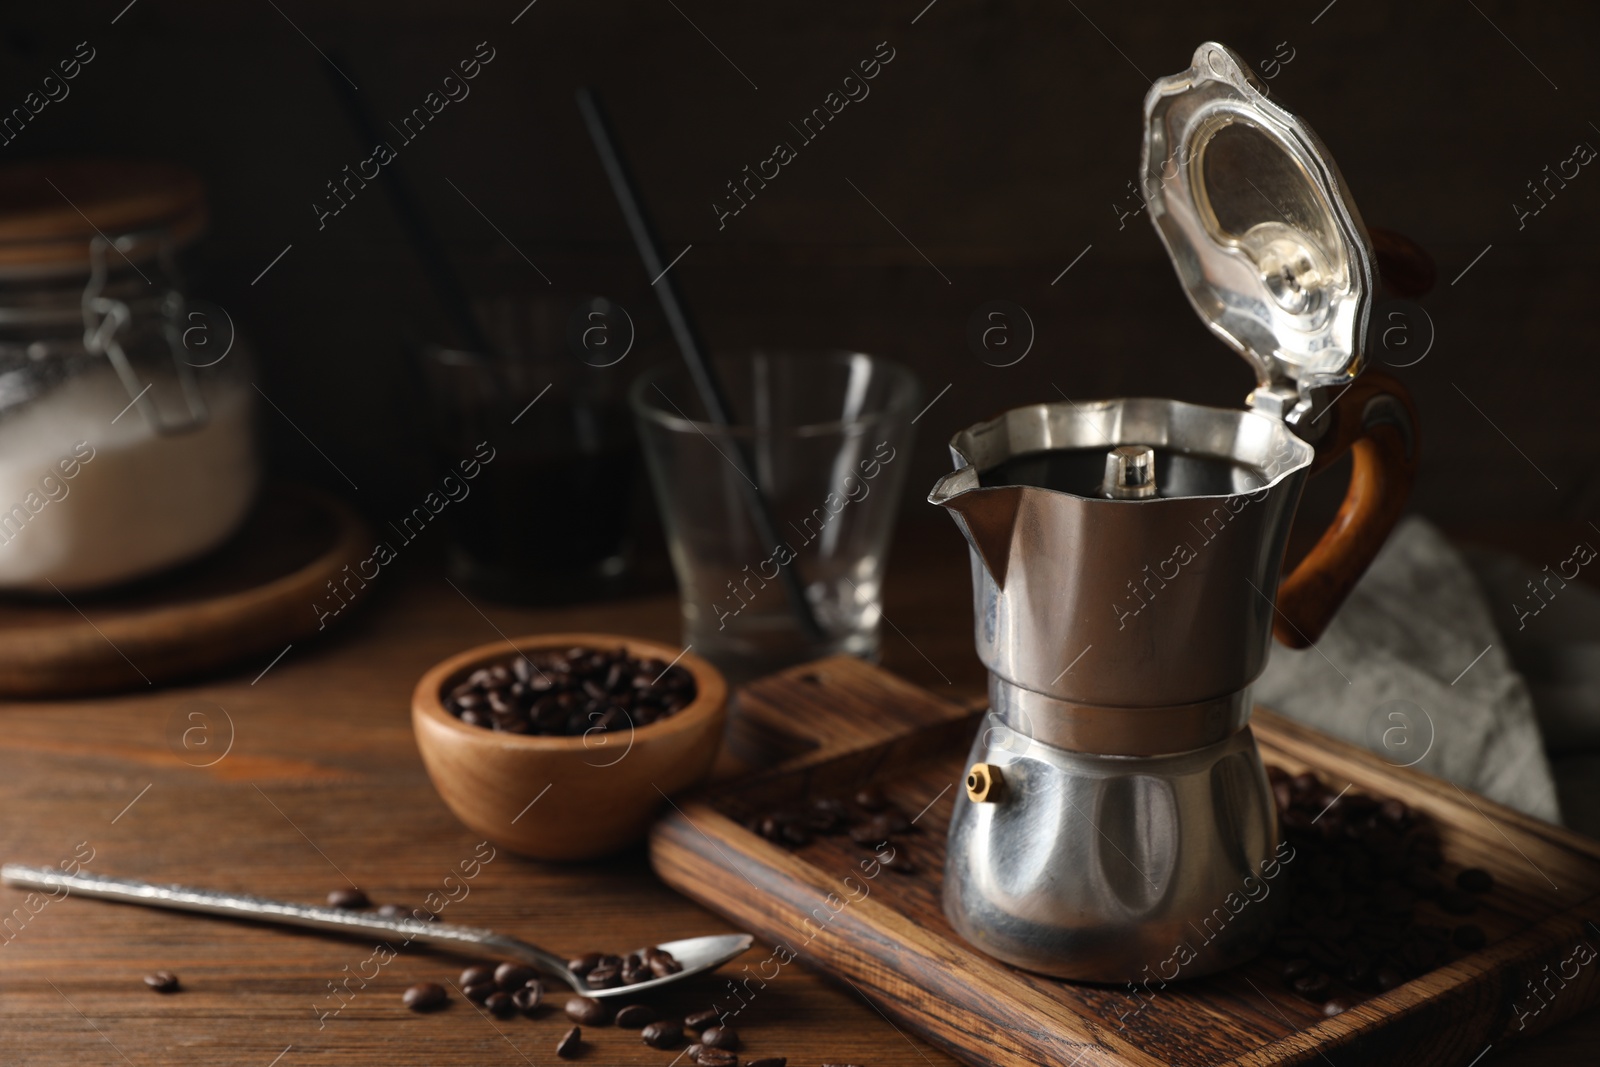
[930,397,1313,981]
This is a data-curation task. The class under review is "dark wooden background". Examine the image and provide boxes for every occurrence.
[3,0,1594,531]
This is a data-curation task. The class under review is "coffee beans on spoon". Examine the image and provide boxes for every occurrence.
[444,646,697,736]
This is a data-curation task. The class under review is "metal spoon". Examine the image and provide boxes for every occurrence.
[1,864,752,1000]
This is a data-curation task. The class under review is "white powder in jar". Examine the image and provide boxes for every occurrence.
[0,365,257,592]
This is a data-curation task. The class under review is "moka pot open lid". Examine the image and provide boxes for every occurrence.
[1142,42,1376,413]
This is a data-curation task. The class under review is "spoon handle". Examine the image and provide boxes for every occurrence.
[0,864,574,983]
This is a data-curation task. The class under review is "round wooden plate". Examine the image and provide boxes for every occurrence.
[0,483,371,698]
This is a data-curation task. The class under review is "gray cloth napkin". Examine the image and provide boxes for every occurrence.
[1254,516,1562,824]
[1461,534,1600,835]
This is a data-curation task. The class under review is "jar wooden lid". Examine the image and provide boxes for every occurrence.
[0,160,207,279]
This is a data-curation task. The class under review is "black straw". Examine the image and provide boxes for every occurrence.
[324,52,493,357]
[575,86,825,642]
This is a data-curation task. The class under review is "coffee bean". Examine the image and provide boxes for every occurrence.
[873,810,913,834]
[700,1025,740,1050]
[568,952,603,977]
[1453,924,1487,951]
[615,1003,656,1028]
[685,1008,720,1030]
[143,972,179,993]
[641,1020,684,1049]
[461,964,496,988]
[585,964,621,988]
[849,825,889,847]
[566,996,611,1026]
[854,787,887,811]
[556,1026,582,1059]
[1291,971,1331,999]
[495,962,538,991]
[402,982,447,1011]
[1439,890,1478,916]
[512,986,542,1014]
[485,991,517,1017]
[745,1059,787,1067]
[1374,966,1405,991]
[1282,957,1313,980]
[375,903,406,918]
[1457,868,1494,894]
[327,887,369,909]
[1322,997,1352,1017]
[693,1050,738,1067]
[880,846,917,874]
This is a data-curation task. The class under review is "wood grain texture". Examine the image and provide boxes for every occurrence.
[651,655,1600,1067]
[0,484,371,696]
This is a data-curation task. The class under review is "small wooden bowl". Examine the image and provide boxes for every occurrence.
[412,633,727,861]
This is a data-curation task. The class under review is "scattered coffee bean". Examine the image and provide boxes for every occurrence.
[143,972,179,993]
[1322,997,1352,1017]
[879,847,917,874]
[1291,971,1331,999]
[849,825,890,847]
[641,1020,684,1049]
[556,1025,581,1059]
[685,1008,720,1030]
[693,1049,738,1067]
[402,982,447,1011]
[746,1059,787,1067]
[1457,868,1494,894]
[327,887,369,909]
[512,985,542,1014]
[485,991,517,1017]
[700,1025,740,1050]
[566,996,611,1026]
[1264,765,1503,1012]
[1453,924,1487,951]
[495,962,538,991]
[871,810,913,835]
[462,981,496,1004]
[615,1003,656,1028]
[445,646,697,736]
[854,787,887,811]
[461,964,496,988]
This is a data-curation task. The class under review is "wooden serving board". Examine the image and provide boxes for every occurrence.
[0,483,370,697]
[650,656,1600,1067]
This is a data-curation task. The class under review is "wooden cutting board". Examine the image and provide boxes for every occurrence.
[0,483,370,697]
[649,656,1600,1067]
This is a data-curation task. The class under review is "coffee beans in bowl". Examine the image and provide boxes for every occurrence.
[412,633,728,860]
[444,646,697,736]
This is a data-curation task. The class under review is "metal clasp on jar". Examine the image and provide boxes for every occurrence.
[81,229,211,433]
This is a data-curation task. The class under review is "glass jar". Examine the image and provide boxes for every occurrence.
[0,161,258,593]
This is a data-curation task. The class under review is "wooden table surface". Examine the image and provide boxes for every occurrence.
[0,518,1594,1066]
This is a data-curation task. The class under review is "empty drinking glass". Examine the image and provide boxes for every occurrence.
[631,350,918,683]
